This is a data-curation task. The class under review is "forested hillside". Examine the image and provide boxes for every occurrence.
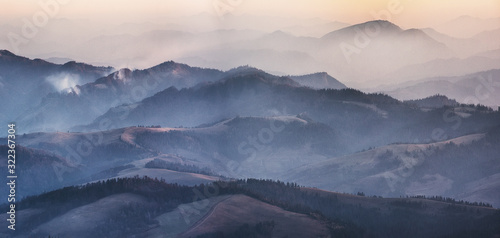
[4,177,498,237]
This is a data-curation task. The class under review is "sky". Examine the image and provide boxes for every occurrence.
[1,0,499,28]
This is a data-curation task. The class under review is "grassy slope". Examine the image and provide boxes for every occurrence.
[179,194,330,238]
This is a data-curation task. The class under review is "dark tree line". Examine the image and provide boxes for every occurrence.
[406,195,492,208]
[145,158,218,177]
[8,177,500,238]
[215,179,500,238]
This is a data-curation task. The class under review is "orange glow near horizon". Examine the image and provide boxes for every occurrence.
[0,0,498,28]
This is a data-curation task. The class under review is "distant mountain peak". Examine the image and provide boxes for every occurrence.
[399,28,439,42]
[269,30,292,37]
[152,60,178,68]
[350,20,400,29]
[289,72,346,90]
[454,15,480,21]
[306,72,329,77]
[44,57,75,65]
[353,20,402,33]
[59,61,113,72]
[321,20,402,39]
[113,68,132,80]
[225,65,266,76]
[62,60,78,66]
[365,19,395,25]
[403,28,422,33]
[220,66,304,87]
[0,50,31,62]
[222,73,299,88]
[0,50,17,57]
[404,94,459,108]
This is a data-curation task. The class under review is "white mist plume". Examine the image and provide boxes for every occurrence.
[46,73,81,93]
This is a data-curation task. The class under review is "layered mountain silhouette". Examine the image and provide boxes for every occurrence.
[384,69,500,107]
[5,53,346,134]
[2,52,499,207]
[286,128,500,207]
[7,19,496,87]
[5,177,498,238]
[82,65,499,152]
[1,14,500,236]
[0,50,113,127]
[15,60,224,133]
[289,72,347,89]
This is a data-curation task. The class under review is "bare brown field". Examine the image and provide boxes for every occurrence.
[180,194,331,238]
